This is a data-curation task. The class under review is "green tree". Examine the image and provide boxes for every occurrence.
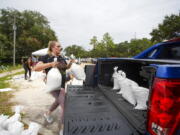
[116,38,153,57]
[128,38,153,57]
[64,45,87,58]
[89,33,153,58]
[89,33,116,58]
[0,8,57,63]
[116,41,130,57]
[90,36,98,50]
[101,33,116,57]
[150,13,180,42]
[0,33,10,60]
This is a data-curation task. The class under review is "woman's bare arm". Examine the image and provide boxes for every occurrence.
[34,61,58,71]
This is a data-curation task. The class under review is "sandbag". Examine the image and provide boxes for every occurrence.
[0,114,9,128]
[112,66,120,90]
[8,121,24,135]
[70,63,86,80]
[30,71,46,81]
[46,68,62,92]
[1,106,23,132]
[121,84,136,106]
[133,86,149,110]
[116,70,138,106]
[0,130,12,135]
[117,70,138,94]
[71,78,84,85]
[21,122,41,135]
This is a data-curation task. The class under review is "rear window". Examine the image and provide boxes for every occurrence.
[157,44,180,60]
[147,48,158,58]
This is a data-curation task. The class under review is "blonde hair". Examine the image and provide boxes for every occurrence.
[48,41,58,55]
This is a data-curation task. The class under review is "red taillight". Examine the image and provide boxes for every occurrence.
[147,78,180,135]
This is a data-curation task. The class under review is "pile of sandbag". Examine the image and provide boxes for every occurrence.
[112,67,149,110]
[68,54,86,81]
[0,106,41,135]
[45,56,86,92]
[68,63,86,81]
[66,55,86,86]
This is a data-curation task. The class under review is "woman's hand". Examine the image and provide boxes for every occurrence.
[57,62,67,70]
[51,61,59,67]
[70,59,75,63]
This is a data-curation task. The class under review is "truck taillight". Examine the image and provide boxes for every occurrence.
[147,78,180,135]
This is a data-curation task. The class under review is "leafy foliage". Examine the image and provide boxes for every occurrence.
[64,33,153,58]
[0,8,57,63]
[64,45,88,58]
[150,13,180,42]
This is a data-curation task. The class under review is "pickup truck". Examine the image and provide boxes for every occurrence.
[63,38,180,135]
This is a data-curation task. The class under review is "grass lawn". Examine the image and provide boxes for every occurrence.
[0,64,22,73]
[0,71,24,115]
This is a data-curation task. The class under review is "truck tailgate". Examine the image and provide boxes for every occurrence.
[64,85,139,135]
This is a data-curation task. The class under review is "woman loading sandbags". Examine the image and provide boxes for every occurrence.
[34,41,74,132]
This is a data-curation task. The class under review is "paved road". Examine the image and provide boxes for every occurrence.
[0,68,24,78]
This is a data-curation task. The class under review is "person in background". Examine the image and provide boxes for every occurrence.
[34,41,74,133]
[21,57,32,80]
[31,55,38,67]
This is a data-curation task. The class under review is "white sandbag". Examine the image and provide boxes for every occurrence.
[2,113,21,129]
[116,70,128,94]
[2,105,23,129]
[112,66,120,90]
[70,63,86,80]
[113,79,119,90]
[117,70,138,94]
[46,68,62,92]
[121,84,136,106]
[13,105,24,114]
[116,70,138,106]
[71,78,83,85]
[0,130,12,135]
[70,54,75,59]
[8,121,24,135]
[0,114,9,128]
[118,70,138,87]
[21,122,41,135]
[133,86,149,110]
[0,88,13,92]
[30,71,46,81]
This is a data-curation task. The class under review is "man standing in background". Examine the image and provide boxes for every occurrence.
[21,57,32,80]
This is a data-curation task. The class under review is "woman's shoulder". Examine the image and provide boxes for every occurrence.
[39,54,51,62]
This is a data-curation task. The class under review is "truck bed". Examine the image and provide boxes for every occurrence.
[64,57,180,135]
[64,85,143,135]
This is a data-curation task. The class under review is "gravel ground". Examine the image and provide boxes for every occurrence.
[5,63,93,135]
[10,73,61,135]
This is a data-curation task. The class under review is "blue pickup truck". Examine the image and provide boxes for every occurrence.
[63,38,180,135]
